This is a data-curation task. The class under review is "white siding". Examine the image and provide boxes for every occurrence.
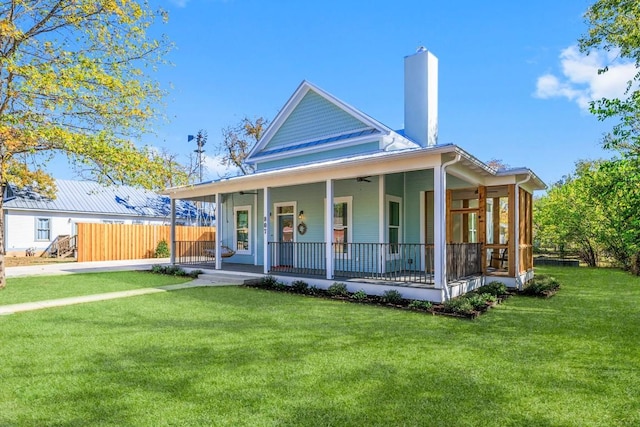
[4,209,166,254]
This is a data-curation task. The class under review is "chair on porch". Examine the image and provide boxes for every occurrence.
[490,247,508,269]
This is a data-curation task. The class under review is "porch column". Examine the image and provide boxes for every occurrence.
[514,184,520,280]
[263,187,271,275]
[170,198,176,265]
[507,184,516,276]
[325,179,334,280]
[215,193,222,270]
[378,174,386,274]
[254,192,259,266]
[433,167,446,289]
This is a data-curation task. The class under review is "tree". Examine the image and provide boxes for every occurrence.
[219,116,268,175]
[534,158,640,273]
[0,0,181,288]
[585,158,640,273]
[149,147,199,188]
[485,158,510,170]
[534,161,605,267]
[579,0,640,154]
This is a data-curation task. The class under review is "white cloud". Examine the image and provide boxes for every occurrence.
[202,154,240,179]
[535,45,637,110]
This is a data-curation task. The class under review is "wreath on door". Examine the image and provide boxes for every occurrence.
[297,222,307,235]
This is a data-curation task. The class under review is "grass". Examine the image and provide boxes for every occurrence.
[0,271,192,305]
[1,266,639,426]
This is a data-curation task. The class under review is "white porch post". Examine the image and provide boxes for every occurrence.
[325,179,334,280]
[514,183,521,287]
[215,193,222,270]
[263,187,271,275]
[433,167,446,290]
[170,198,176,265]
[254,192,259,266]
[378,174,386,274]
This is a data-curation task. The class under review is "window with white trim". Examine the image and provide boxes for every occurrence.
[35,218,51,241]
[387,195,402,255]
[333,196,352,256]
[234,206,251,254]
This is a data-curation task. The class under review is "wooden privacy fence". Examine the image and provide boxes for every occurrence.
[76,223,215,262]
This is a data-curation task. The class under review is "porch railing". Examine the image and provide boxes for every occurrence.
[41,234,77,258]
[174,240,483,283]
[268,242,482,284]
[268,242,326,276]
[175,240,216,265]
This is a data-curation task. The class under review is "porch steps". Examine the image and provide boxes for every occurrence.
[189,272,264,286]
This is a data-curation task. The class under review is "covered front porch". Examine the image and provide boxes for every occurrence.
[165,151,537,302]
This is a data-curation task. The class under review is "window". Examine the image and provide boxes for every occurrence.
[387,196,402,255]
[234,206,251,254]
[333,197,352,256]
[35,218,51,241]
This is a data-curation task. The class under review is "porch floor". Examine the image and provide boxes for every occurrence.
[179,261,443,289]
[179,262,264,275]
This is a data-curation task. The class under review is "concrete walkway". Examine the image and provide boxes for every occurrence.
[5,258,174,278]
[2,259,264,316]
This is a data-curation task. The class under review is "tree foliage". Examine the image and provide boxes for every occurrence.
[0,0,182,288]
[219,116,268,175]
[579,0,640,154]
[534,158,640,273]
[534,161,605,266]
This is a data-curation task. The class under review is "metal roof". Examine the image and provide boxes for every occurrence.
[251,128,381,158]
[4,179,201,219]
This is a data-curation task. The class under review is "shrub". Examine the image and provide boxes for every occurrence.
[260,275,279,289]
[409,300,432,310]
[465,294,488,311]
[382,289,403,305]
[154,239,170,258]
[189,269,204,278]
[523,274,560,296]
[291,280,309,294]
[327,282,349,297]
[307,285,322,296]
[150,264,189,277]
[273,281,288,291]
[443,297,474,315]
[480,293,497,304]
[352,289,368,301]
[475,281,507,296]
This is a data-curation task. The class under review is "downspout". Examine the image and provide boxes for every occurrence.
[514,174,532,290]
[439,153,461,300]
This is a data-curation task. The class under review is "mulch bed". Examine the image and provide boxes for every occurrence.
[243,282,516,320]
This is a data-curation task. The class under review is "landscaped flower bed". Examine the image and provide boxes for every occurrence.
[520,274,561,297]
[244,277,532,319]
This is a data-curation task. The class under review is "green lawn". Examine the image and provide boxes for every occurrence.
[0,271,192,305]
[1,266,639,426]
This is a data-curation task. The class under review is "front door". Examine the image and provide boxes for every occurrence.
[276,204,295,267]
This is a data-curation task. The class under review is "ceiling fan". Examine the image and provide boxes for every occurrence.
[356,176,372,183]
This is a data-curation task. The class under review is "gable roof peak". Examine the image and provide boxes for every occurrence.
[247,80,396,163]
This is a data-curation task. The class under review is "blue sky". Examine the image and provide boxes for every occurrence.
[53,0,635,188]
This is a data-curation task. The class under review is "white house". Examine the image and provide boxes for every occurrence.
[163,48,546,302]
[3,179,202,257]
